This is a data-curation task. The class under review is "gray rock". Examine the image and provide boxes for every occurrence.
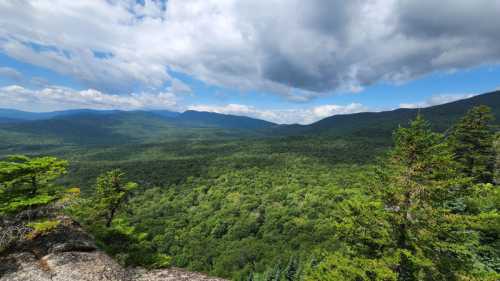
[1,251,227,281]
[132,268,227,281]
[1,250,127,281]
[0,218,227,281]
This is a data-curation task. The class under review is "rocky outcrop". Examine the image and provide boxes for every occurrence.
[0,217,226,281]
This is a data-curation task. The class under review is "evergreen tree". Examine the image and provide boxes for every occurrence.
[384,115,484,281]
[384,115,474,280]
[93,169,138,227]
[448,105,496,184]
[387,115,443,280]
[0,155,68,214]
[0,155,69,251]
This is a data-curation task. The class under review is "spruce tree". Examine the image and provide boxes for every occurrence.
[448,105,496,184]
[384,115,473,280]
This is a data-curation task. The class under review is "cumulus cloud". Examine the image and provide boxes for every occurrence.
[0,82,366,124]
[0,85,178,112]
[399,93,477,109]
[0,0,499,100]
[188,103,367,124]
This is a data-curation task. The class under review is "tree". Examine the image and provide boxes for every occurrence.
[0,155,68,251]
[448,105,496,184]
[93,169,138,227]
[0,155,68,214]
[383,115,474,280]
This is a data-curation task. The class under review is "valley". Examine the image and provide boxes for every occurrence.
[1,91,499,280]
[2,2,499,280]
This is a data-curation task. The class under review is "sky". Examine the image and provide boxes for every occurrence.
[0,0,499,124]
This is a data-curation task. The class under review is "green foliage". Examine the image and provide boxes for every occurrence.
[70,155,379,277]
[0,155,69,252]
[92,169,138,227]
[449,105,496,184]
[152,253,173,268]
[0,155,68,190]
[2,194,56,214]
[26,219,61,239]
[303,252,396,281]
[303,114,499,281]
[0,155,67,214]
[379,115,478,280]
[2,102,499,280]
[466,183,500,276]
[64,111,499,280]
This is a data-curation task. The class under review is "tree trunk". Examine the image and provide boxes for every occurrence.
[397,189,416,281]
[106,207,116,227]
[30,176,38,195]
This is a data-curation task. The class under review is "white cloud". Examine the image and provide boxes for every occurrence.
[0,83,483,124]
[0,66,22,81]
[399,93,477,109]
[311,103,368,120]
[188,103,367,124]
[168,78,192,95]
[0,83,366,124]
[0,85,178,112]
[0,0,499,101]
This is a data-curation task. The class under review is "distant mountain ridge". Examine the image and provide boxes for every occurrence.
[176,110,275,130]
[0,108,277,146]
[0,90,498,147]
[274,90,500,138]
[0,108,274,130]
[0,108,178,121]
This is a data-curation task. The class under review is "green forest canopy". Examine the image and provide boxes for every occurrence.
[1,105,499,281]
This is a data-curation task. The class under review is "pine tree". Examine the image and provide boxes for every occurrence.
[448,105,496,184]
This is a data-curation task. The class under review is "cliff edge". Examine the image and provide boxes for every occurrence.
[0,217,226,281]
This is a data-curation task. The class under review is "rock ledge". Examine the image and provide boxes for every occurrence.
[0,218,226,281]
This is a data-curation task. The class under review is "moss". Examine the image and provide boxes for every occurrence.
[26,219,61,240]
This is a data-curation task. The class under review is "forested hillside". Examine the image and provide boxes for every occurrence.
[2,1,499,280]
[276,90,500,140]
[1,103,499,280]
[0,110,275,147]
[0,91,498,149]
